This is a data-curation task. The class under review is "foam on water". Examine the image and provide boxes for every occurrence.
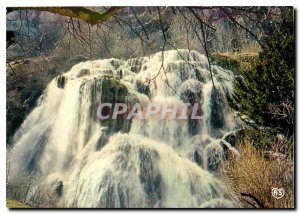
[8,49,241,208]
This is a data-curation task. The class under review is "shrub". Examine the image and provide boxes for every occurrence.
[226,9,295,137]
[220,134,294,208]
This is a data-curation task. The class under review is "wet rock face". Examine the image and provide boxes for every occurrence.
[180,83,203,137]
[205,140,229,173]
[136,80,150,97]
[188,119,201,137]
[96,173,130,208]
[188,135,212,167]
[188,133,240,172]
[70,140,164,208]
[209,89,226,137]
[77,69,91,78]
[23,128,50,173]
[56,75,66,89]
[99,76,129,125]
[96,76,132,149]
[193,150,203,167]
[181,89,201,104]
[206,149,222,173]
[109,59,121,70]
[204,138,240,174]
[100,76,128,104]
[127,58,144,73]
[194,68,207,83]
[61,134,237,208]
[220,141,230,160]
[138,149,162,206]
[223,133,237,147]
[222,129,244,147]
[55,181,63,197]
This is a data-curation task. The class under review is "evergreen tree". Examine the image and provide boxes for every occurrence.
[227,10,294,136]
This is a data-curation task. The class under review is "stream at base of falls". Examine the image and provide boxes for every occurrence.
[7,49,243,208]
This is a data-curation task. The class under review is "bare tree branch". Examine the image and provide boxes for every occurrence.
[7,7,124,25]
[188,8,216,89]
[131,7,150,40]
[220,7,264,48]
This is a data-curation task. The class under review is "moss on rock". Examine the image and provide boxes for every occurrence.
[136,80,150,97]
[7,199,31,208]
[211,52,258,74]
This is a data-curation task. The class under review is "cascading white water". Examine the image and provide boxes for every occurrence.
[8,49,241,208]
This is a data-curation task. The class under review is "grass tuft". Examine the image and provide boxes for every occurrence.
[221,134,294,208]
[6,199,31,208]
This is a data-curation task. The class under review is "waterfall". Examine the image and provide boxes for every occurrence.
[7,49,241,208]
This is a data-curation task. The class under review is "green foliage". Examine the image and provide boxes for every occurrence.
[245,128,274,151]
[227,10,295,136]
[100,75,128,103]
[239,127,293,155]
[7,199,31,208]
[211,52,258,74]
[97,76,131,143]
[212,54,241,74]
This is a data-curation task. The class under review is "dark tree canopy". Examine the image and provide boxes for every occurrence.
[227,9,294,136]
